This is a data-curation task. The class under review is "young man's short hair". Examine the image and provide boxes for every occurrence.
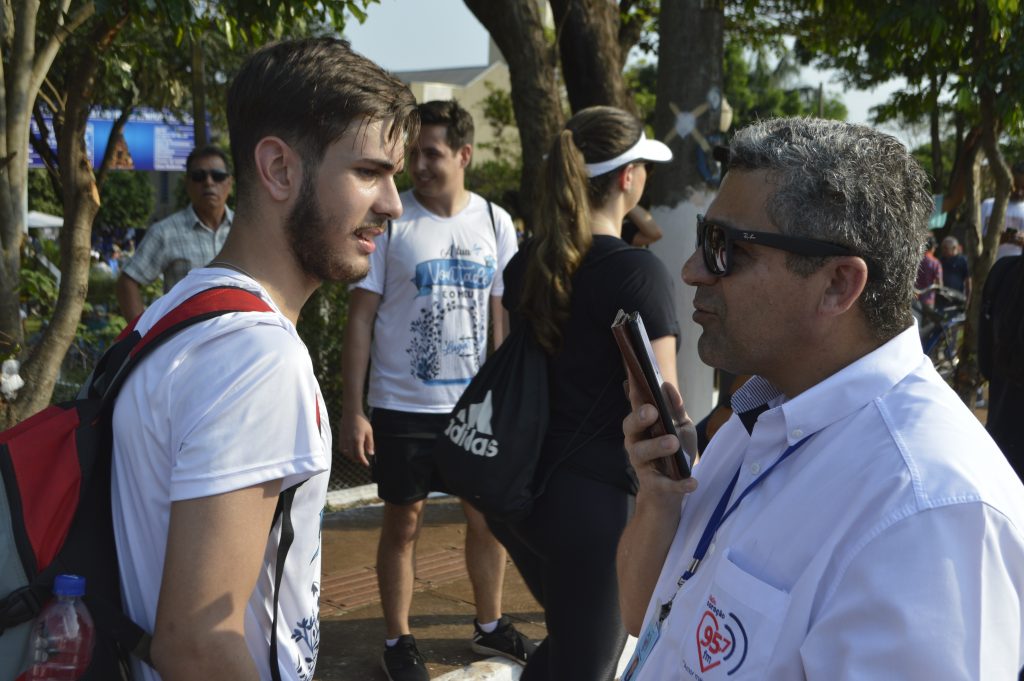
[227,37,418,201]
[417,100,474,150]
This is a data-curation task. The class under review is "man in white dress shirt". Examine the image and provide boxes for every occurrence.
[618,117,1024,680]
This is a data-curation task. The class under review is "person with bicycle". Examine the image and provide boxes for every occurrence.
[617,117,1024,679]
[940,235,972,304]
[915,235,943,307]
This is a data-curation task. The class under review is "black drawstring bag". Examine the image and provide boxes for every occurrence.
[432,324,549,522]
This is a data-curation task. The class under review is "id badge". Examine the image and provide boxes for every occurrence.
[621,601,664,681]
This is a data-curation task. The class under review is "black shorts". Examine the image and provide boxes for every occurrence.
[369,408,451,505]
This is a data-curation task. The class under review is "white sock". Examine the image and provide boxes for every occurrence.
[385,637,401,648]
[477,618,499,633]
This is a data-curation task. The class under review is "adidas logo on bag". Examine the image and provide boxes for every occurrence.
[444,391,499,457]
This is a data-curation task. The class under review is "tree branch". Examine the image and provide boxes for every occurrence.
[96,105,132,187]
[28,1,96,103]
[30,103,60,183]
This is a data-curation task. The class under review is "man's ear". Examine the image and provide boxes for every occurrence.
[253,137,300,202]
[820,256,869,317]
[458,144,473,169]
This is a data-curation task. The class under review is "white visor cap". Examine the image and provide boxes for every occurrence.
[584,132,673,177]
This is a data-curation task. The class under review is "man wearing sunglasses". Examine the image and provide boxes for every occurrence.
[116,145,234,320]
[618,117,1024,679]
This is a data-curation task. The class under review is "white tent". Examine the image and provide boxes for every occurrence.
[27,210,63,229]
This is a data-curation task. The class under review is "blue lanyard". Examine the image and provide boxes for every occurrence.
[657,434,813,623]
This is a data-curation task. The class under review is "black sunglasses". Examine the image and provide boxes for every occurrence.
[696,214,876,278]
[188,169,231,183]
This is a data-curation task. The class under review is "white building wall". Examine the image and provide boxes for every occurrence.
[649,192,718,423]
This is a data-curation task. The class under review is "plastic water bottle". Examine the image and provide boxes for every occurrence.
[25,574,95,680]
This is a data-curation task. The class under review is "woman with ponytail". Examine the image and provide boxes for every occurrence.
[490,106,679,680]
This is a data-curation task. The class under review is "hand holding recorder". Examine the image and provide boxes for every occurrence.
[612,310,694,480]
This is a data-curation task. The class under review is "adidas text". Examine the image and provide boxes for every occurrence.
[444,419,499,457]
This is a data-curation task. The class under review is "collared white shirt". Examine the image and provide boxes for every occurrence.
[633,325,1024,680]
[122,205,233,292]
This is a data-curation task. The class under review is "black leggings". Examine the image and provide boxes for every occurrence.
[488,466,634,681]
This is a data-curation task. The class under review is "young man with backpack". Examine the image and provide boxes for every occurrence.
[340,100,529,681]
[110,38,417,680]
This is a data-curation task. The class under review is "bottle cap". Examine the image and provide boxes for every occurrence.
[53,574,86,597]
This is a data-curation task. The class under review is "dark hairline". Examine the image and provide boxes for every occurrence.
[186,146,230,173]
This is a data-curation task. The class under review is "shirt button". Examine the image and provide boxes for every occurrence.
[749,462,761,475]
[708,543,716,555]
[792,428,804,438]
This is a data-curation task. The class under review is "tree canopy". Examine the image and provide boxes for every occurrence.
[779,0,1024,400]
[1,0,377,425]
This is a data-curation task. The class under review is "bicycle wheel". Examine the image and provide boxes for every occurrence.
[928,320,964,382]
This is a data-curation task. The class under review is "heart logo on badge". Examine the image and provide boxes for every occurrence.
[696,610,733,672]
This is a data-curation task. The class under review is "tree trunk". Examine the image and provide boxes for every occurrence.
[617,0,649,71]
[463,0,564,232]
[928,76,942,190]
[550,0,634,114]
[0,240,24,360]
[191,33,208,149]
[644,0,724,424]
[2,15,122,426]
[952,0,1010,407]
[648,0,724,206]
[954,86,1010,406]
[0,0,40,358]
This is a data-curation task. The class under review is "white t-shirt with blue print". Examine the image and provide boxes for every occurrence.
[356,190,518,413]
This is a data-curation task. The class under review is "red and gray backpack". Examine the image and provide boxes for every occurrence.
[0,286,296,680]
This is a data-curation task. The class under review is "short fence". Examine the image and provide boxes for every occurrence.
[329,456,372,491]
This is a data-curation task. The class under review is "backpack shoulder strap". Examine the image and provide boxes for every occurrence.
[131,287,272,362]
[486,200,496,237]
[97,287,272,404]
[268,482,304,681]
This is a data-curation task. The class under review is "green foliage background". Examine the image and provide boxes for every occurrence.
[96,170,155,231]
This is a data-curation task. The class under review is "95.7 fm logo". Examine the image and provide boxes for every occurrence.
[695,594,747,675]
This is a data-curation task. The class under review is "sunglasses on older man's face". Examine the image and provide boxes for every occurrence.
[188,169,231,183]
[696,214,874,278]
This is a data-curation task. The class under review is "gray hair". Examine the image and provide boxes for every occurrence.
[726,117,932,341]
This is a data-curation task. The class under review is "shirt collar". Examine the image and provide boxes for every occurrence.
[730,324,924,443]
[188,204,233,231]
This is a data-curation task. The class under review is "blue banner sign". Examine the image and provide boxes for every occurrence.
[28,108,199,172]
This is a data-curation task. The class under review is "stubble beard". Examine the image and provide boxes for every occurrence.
[285,172,377,284]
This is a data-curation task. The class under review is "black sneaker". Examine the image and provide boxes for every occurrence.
[470,615,537,665]
[381,635,429,681]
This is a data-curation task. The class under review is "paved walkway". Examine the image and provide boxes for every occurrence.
[315,490,635,680]
[316,493,543,680]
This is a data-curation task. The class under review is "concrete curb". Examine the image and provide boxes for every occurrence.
[325,483,379,509]
[325,485,454,511]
